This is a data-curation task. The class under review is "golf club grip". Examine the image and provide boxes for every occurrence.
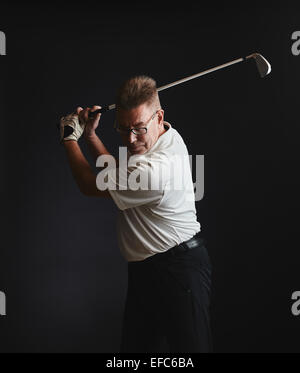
[88,105,112,117]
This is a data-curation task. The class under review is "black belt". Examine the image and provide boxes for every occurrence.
[167,231,205,256]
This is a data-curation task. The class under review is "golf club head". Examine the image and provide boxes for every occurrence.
[246,53,271,78]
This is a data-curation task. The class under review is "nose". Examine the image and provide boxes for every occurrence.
[129,131,137,143]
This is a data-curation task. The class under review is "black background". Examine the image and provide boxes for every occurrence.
[0,1,300,353]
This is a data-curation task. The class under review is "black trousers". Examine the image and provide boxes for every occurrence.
[120,238,212,353]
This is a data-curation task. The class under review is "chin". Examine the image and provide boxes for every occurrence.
[128,145,146,155]
[131,148,146,155]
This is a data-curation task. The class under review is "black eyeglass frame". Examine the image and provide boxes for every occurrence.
[114,110,160,136]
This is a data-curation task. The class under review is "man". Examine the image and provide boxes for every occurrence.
[60,75,212,352]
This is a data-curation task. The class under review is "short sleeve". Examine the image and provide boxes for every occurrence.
[104,161,165,211]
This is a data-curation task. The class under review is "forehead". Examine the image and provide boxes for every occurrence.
[116,104,152,127]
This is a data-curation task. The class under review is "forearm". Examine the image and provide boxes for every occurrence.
[84,131,112,161]
[60,107,112,198]
[63,140,112,198]
[63,140,95,194]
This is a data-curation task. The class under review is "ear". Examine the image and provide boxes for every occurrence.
[157,109,164,125]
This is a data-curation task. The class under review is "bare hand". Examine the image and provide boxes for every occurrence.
[76,105,102,138]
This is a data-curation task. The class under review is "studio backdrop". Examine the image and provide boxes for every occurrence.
[0,3,299,353]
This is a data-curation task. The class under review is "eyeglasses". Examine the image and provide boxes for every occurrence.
[114,110,159,136]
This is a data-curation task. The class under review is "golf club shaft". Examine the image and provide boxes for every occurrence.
[157,57,243,91]
[89,57,245,118]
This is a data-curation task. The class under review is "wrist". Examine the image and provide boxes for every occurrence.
[62,139,78,146]
[84,129,97,140]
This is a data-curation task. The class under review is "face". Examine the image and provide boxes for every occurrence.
[116,103,165,155]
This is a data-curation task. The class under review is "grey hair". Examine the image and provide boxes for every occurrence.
[115,75,161,111]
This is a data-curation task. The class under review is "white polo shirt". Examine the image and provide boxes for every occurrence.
[107,121,201,262]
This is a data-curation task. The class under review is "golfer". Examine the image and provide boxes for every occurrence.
[60,75,212,353]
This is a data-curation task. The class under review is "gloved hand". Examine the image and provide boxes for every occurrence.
[59,112,85,143]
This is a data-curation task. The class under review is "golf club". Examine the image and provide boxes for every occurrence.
[88,52,271,118]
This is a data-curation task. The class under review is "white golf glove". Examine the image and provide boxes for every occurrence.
[59,113,85,143]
